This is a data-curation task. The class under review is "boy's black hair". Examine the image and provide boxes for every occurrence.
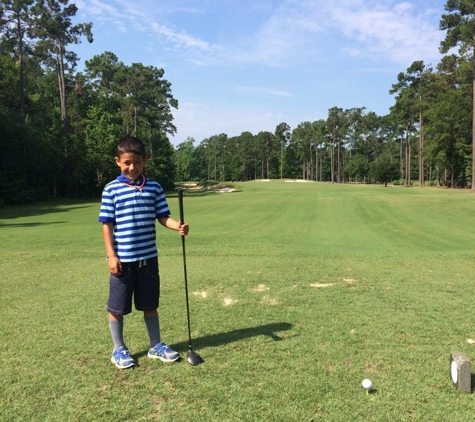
[117,136,147,157]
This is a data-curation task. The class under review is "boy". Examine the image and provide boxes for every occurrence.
[98,135,189,369]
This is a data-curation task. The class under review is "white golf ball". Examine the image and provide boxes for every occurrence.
[362,379,373,389]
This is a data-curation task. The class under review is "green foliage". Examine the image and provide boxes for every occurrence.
[144,133,176,191]
[174,137,196,181]
[345,153,369,182]
[371,152,400,186]
[84,102,121,187]
[0,1,180,204]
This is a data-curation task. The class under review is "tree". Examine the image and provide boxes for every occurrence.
[389,83,417,186]
[312,120,327,181]
[425,55,472,187]
[0,0,35,124]
[292,121,315,180]
[30,0,93,135]
[255,131,276,179]
[440,0,475,190]
[114,63,178,146]
[84,51,121,98]
[371,151,400,187]
[174,137,196,181]
[326,107,348,183]
[345,153,368,183]
[84,99,121,189]
[390,61,433,187]
[275,122,290,179]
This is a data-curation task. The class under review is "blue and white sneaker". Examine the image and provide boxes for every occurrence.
[111,346,136,369]
[147,342,180,362]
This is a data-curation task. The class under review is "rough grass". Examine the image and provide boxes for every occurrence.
[2,181,475,421]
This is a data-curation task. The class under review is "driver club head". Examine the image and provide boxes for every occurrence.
[187,349,204,366]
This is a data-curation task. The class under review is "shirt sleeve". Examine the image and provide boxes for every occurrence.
[98,185,116,223]
[155,183,171,218]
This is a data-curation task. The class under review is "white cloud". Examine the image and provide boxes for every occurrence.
[220,0,444,67]
[73,0,449,143]
[76,0,219,53]
[236,86,300,98]
[77,0,444,68]
[324,1,444,64]
[171,101,292,144]
[148,22,221,52]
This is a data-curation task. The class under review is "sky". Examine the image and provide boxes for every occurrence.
[72,0,450,146]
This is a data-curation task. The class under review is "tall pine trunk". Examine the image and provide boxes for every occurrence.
[419,108,424,187]
[57,40,69,136]
[472,49,475,191]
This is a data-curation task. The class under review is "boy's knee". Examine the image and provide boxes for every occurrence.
[109,312,123,321]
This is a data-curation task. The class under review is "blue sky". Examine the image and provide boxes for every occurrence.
[73,0,448,146]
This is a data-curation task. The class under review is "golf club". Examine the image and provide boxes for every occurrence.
[178,189,204,366]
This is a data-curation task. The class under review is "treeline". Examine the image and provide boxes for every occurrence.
[1,1,474,206]
[175,2,475,190]
[174,56,473,188]
[0,0,178,206]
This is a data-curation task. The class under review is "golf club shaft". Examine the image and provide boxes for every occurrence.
[178,189,193,349]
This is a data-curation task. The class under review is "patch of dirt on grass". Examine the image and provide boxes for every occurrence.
[364,363,378,372]
[310,283,334,288]
[261,296,279,305]
[193,291,208,298]
[249,283,269,292]
[343,278,355,283]
[223,297,237,306]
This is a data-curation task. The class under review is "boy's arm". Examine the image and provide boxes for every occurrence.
[102,222,122,275]
[157,216,189,236]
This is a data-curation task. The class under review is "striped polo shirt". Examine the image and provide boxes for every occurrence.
[98,174,171,262]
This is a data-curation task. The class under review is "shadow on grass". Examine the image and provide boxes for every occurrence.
[167,189,240,198]
[0,202,94,220]
[135,322,293,359]
[470,373,475,393]
[0,221,67,228]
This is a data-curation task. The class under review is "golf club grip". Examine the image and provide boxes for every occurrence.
[178,189,185,224]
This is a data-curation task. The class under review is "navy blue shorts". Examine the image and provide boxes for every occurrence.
[107,257,160,316]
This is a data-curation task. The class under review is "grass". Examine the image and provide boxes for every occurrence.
[2,180,475,421]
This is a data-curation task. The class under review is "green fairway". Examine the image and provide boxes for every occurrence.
[2,181,475,421]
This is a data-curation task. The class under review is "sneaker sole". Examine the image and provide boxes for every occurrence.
[111,356,136,369]
[147,352,180,362]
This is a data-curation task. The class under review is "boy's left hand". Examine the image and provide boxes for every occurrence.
[178,222,189,236]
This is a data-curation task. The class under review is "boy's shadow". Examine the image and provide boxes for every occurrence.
[135,322,293,359]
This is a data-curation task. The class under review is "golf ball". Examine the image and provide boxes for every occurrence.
[362,379,373,389]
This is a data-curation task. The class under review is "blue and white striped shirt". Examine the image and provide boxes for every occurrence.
[98,174,170,262]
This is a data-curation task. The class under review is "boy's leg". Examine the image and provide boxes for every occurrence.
[136,258,180,362]
[109,312,135,369]
[144,310,160,348]
[107,263,136,369]
[109,313,125,351]
[145,310,179,362]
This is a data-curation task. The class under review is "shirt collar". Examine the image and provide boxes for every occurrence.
[117,174,145,185]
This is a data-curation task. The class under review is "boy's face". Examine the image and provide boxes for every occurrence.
[115,152,148,181]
